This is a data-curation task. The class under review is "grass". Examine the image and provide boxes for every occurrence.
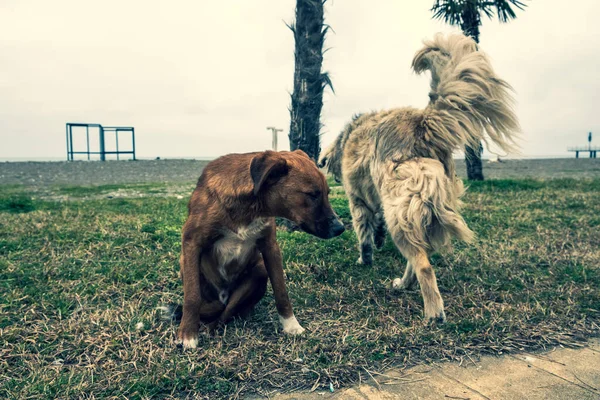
[1,178,599,399]
[0,195,36,214]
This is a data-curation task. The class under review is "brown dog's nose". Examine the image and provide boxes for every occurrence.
[330,218,345,237]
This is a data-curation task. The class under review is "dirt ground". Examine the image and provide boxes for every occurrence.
[267,339,600,400]
[0,159,210,186]
[0,158,598,186]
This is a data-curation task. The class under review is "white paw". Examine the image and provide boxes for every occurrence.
[424,297,446,324]
[392,277,416,290]
[279,315,306,335]
[177,337,198,349]
[357,256,364,265]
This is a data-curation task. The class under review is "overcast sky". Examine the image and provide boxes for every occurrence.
[1,0,599,160]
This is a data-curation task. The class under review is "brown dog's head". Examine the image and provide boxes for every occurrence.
[250,150,345,239]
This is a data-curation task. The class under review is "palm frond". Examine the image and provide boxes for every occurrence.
[285,20,296,33]
[431,0,527,24]
[431,0,463,25]
[321,72,335,94]
[493,0,527,23]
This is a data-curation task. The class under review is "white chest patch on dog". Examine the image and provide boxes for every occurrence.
[213,218,267,280]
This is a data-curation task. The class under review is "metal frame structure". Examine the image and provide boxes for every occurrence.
[568,131,597,158]
[567,146,598,159]
[66,123,136,161]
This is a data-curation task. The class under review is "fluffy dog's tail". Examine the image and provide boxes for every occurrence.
[318,134,343,182]
[412,33,520,154]
[381,158,474,251]
[318,113,369,182]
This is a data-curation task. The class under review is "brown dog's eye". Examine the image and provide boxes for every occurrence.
[306,190,321,199]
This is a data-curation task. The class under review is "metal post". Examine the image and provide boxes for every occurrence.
[69,125,74,161]
[86,125,90,160]
[131,128,136,161]
[576,151,579,159]
[99,125,106,161]
[266,127,283,151]
[66,123,70,161]
[116,129,120,161]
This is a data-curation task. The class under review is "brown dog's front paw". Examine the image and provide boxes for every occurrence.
[177,325,199,349]
[279,314,306,335]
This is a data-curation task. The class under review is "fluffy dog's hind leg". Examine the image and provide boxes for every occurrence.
[392,260,417,290]
[373,210,387,249]
[392,242,445,323]
[411,252,445,323]
[380,159,451,322]
[348,195,377,265]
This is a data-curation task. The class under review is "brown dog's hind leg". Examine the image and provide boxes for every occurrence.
[178,247,203,348]
[178,219,216,349]
[218,259,268,324]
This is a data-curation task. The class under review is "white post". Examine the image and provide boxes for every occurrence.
[266,127,283,151]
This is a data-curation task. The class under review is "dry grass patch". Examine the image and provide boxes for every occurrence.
[1,179,599,398]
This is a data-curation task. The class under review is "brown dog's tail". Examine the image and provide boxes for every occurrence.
[412,33,520,155]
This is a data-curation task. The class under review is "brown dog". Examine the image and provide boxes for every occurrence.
[176,149,344,348]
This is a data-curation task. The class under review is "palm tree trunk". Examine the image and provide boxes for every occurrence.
[465,143,484,180]
[461,0,485,181]
[288,0,329,162]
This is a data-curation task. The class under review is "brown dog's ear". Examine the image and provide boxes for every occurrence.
[250,152,289,196]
